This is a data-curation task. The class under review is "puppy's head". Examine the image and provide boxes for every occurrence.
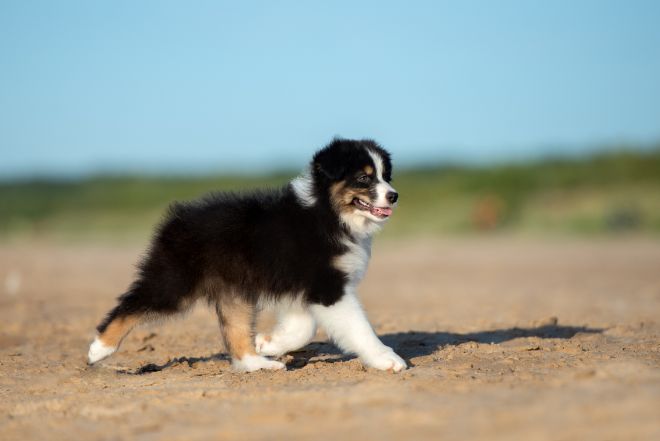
[311,139,398,232]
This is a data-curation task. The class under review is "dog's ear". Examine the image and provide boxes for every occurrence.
[312,139,350,181]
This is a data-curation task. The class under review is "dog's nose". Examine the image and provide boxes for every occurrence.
[386,191,399,204]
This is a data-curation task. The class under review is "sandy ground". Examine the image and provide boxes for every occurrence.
[1,238,659,440]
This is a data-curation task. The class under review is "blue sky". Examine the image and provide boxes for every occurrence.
[1,1,659,177]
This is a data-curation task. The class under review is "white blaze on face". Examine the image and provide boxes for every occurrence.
[367,150,396,207]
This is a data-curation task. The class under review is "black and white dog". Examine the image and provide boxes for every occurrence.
[88,139,406,372]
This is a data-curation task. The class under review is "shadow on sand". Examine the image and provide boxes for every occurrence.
[380,324,603,360]
[118,323,602,375]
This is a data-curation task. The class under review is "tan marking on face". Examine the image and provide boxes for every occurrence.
[363,165,374,175]
[98,315,140,347]
[330,181,348,212]
[330,181,372,215]
[217,295,256,359]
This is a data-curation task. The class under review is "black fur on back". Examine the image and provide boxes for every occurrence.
[97,138,390,333]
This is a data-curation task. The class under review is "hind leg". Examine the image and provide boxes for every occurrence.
[88,313,141,364]
[88,273,192,365]
[216,296,285,372]
[255,298,316,357]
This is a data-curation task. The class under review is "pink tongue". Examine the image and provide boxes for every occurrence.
[371,206,393,217]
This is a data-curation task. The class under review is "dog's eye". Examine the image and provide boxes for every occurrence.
[357,175,371,184]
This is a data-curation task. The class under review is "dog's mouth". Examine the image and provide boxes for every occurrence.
[352,198,393,219]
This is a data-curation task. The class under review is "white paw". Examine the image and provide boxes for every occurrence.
[362,348,407,372]
[232,354,286,372]
[88,337,116,364]
[255,333,286,357]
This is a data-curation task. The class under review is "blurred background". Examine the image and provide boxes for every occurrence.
[1,0,659,243]
[2,5,660,440]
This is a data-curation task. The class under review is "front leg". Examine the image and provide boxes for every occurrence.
[309,288,406,372]
[255,298,317,357]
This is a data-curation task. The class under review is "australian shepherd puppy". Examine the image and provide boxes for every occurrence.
[88,139,406,372]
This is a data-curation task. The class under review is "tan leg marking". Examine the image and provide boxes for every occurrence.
[217,296,257,359]
[98,315,140,347]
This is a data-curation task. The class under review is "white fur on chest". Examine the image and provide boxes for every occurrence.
[333,237,372,285]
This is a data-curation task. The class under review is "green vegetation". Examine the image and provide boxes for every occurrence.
[1,149,659,242]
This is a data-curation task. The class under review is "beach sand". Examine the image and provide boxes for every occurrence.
[1,238,659,440]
